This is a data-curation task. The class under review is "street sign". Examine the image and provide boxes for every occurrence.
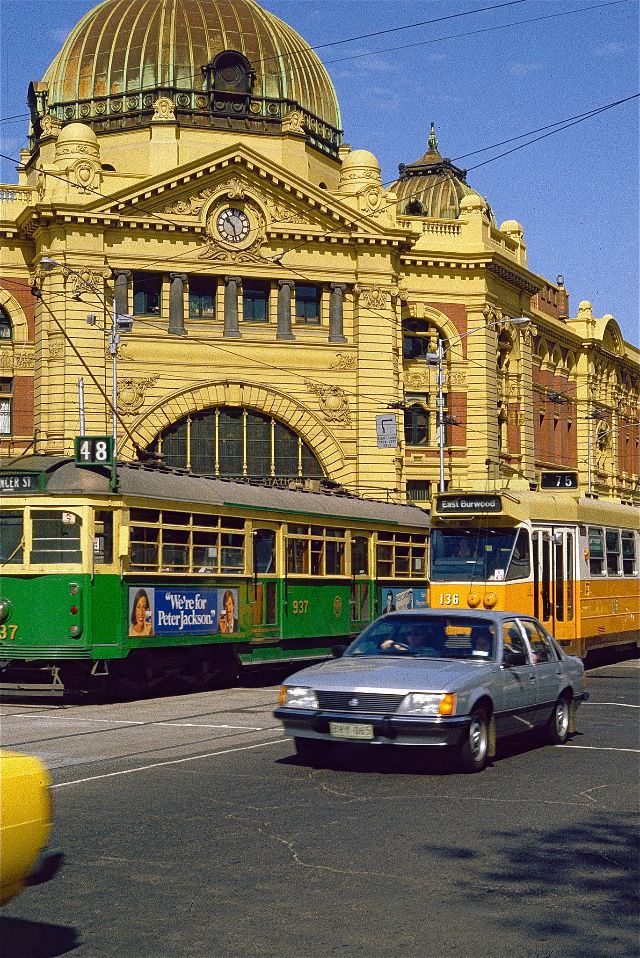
[376,415,398,448]
[74,435,114,466]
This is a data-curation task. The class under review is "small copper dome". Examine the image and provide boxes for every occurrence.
[392,123,494,222]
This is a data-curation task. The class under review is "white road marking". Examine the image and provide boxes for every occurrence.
[559,744,640,753]
[6,716,268,730]
[583,702,640,708]
[51,737,288,788]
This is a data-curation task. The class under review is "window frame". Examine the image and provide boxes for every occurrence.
[242,279,270,324]
[621,530,637,577]
[375,531,428,579]
[188,276,216,320]
[128,509,247,575]
[587,526,606,576]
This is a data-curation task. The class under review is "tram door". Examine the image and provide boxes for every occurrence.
[252,527,278,629]
[532,527,576,644]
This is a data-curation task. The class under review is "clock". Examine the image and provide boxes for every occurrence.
[216,207,250,243]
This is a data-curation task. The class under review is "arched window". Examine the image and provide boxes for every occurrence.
[0,308,12,340]
[148,407,323,480]
[402,318,436,360]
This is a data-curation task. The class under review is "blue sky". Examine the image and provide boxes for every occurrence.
[1,0,638,344]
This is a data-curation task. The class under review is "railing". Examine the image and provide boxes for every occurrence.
[0,187,34,218]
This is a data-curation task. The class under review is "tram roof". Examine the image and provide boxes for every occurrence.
[433,489,639,529]
[1,456,431,529]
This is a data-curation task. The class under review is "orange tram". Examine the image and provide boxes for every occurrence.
[429,490,639,658]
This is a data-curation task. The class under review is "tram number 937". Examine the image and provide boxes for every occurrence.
[292,600,309,615]
[439,593,460,606]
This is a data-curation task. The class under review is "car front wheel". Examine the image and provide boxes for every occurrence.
[458,709,489,773]
[546,695,571,745]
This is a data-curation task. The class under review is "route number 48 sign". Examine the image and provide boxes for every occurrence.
[74,435,114,466]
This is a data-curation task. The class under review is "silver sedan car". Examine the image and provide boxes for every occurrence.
[274,610,587,772]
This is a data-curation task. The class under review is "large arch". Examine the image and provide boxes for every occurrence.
[0,288,30,345]
[121,380,347,477]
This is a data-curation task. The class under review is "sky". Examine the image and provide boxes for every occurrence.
[0,0,638,345]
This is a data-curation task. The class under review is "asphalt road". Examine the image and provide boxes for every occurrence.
[1,656,638,958]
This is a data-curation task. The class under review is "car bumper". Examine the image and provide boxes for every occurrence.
[273,707,471,747]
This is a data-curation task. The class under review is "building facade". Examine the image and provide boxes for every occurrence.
[0,0,638,505]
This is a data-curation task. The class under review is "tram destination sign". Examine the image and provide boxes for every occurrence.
[540,471,579,490]
[0,471,46,494]
[436,494,502,514]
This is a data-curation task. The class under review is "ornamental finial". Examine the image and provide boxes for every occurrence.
[428,122,438,153]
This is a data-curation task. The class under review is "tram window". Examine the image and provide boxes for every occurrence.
[505,529,531,581]
[287,538,309,575]
[163,511,190,526]
[326,539,345,575]
[351,536,369,576]
[221,534,245,572]
[254,530,276,574]
[376,533,427,579]
[0,511,23,564]
[130,526,159,569]
[31,511,82,564]
[94,511,113,564]
[621,531,637,576]
[605,529,621,575]
[131,508,160,524]
[566,532,574,620]
[162,529,189,571]
[587,527,605,576]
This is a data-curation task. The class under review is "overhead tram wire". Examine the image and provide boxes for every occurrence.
[0,0,629,123]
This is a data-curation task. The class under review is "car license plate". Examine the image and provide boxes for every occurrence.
[329,722,374,740]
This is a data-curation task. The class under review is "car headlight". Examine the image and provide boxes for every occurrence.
[397,692,457,716]
[279,686,319,709]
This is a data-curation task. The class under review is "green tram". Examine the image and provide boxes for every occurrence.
[0,456,430,695]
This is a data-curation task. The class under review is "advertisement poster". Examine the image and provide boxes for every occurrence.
[380,587,428,615]
[128,587,239,636]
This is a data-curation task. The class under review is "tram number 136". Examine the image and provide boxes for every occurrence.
[439,594,460,606]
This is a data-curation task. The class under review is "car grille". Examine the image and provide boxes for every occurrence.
[316,691,404,714]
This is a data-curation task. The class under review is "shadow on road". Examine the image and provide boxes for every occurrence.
[418,811,639,958]
[0,917,80,958]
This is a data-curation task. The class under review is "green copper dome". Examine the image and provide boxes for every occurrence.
[36,0,341,154]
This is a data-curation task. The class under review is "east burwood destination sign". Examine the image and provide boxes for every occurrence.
[436,494,502,514]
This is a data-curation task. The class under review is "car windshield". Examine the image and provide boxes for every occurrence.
[346,615,496,660]
[430,528,518,582]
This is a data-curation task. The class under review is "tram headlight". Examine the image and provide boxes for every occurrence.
[279,686,319,709]
[483,592,497,609]
[0,598,11,623]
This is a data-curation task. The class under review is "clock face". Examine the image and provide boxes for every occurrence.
[216,207,250,243]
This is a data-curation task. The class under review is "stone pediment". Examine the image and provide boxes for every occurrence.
[84,144,384,237]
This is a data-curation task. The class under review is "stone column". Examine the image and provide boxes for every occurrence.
[169,273,187,336]
[113,269,131,319]
[277,279,295,340]
[329,283,347,343]
[224,276,242,338]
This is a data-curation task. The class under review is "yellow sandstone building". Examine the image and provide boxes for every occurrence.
[1,0,638,505]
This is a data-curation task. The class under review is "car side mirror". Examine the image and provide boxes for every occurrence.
[503,647,527,667]
[332,644,346,659]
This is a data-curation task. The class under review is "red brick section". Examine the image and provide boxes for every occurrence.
[507,402,521,455]
[1,279,36,338]
[618,420,640,477]
[12,377,34,437]
[448,391,467,447]
[533,365,578,467]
